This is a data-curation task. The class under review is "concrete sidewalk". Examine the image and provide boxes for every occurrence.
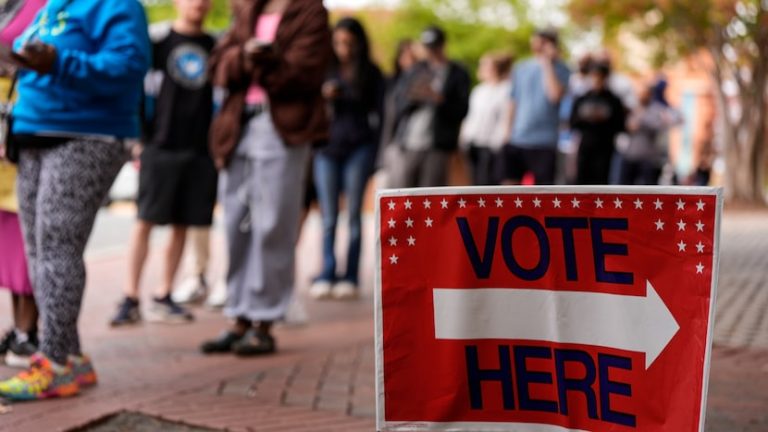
[0,210,767,431]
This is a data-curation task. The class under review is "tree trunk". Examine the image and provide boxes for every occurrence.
[713,57,768,206]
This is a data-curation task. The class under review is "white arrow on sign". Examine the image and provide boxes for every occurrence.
[433,281,679,369]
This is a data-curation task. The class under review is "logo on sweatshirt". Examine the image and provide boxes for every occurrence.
[167,43,208,90]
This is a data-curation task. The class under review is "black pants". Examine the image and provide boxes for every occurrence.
[499,144,557,185]
[618,157,662,185]
[576,148,614,185]
[467,145,499,185]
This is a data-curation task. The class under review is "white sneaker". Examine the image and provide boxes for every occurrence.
[332,281,359,300]
[172,275,207,305]
[205,279,227,309]
[284,295,308,326]
[309,280,333,300]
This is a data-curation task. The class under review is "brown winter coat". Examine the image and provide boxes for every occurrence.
[208,0,331,167]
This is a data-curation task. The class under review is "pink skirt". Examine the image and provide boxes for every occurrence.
[0,210,33,296]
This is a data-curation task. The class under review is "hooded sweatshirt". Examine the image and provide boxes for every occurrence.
[12,0,150,139]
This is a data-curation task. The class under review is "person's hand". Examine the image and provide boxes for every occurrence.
[131,143,143,160]
[13,42,57,74]
[408,86,443,104]
[539,41,559,62]
[322,81,341,100]
[214,156,227,171]
[243,38,273,59]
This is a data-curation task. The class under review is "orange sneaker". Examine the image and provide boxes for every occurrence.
[0,353,79,401]
[69,354,98,388]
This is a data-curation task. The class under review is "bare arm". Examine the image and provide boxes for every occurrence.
[504,100,516,143]
[541,59,565,103]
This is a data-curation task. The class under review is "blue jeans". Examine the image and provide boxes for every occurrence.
[313,143,377,285]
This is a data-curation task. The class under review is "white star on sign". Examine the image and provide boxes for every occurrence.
[696,242,705,253]
[696,221,705,232]
[676,199,685,210]
[654,198,663,210]
[495,198,504,208]
[677,240,687,252]
[387,201,396,210]
[514,197,523,208]
[478,198,486,208]
[425,218,434,227]
[696,263,704,274]
[440,198,449,209]
[533,197,542,208]
[404,200,413,210]
[595,198,604,208]
[458,198,467,208]
[634,198,644,209]
[655,219,665,230]
[388,219,396,229]
[405,218,414,228]
[407,236,416,246]
[388,236,397,246]
[389,254,399,264]
[677,219,686,231]
[571,198,580,208]
[552,197,562,208]
[696,199,705,211]
[423,199,432,209]
[613,197,623,209]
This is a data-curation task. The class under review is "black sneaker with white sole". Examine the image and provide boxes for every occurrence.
[0,329,14,356]
[5,335,38,369]
[147,295,194,324]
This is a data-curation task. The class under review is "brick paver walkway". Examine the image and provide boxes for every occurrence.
[0,210,767,431]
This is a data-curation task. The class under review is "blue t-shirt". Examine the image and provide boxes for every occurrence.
[509,58,571,149]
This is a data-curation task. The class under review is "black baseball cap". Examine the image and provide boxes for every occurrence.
[420,26,446,48]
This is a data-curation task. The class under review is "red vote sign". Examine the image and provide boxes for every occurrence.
[374,187,722,432]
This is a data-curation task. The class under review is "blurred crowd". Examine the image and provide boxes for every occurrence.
[0,0,716,403]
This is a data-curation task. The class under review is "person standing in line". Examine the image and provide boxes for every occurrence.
[569,61,627,184]
[0,0,150,401]
[110,0,217,327]
[380,39,415,185]
[0,163,38,368]
[387,26,470,188]
[618,83,677,185]
[308,17,385,300]
[173,226,229,308]
[499,29,570,185]
[200,0,331,356]
[460,52,512,185]
[0,0,45,370]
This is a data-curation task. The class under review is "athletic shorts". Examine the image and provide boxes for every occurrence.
[498,144,558,185]
[137,147,218,226]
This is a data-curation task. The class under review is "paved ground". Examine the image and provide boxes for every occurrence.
[0,208,767,431]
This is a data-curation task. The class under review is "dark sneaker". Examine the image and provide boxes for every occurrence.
[5,334,38,369]
[0,329,14,356]
[110,297,141,327]
[200,331,247,354]
[147,295,194,324]
[233,330,276,357]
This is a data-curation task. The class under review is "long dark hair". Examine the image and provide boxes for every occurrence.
[332,17,378,108]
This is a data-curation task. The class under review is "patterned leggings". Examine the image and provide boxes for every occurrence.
[16,139,126,364]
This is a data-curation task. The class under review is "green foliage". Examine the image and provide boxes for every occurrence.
[143,0,232,31]
[348,0,534,78]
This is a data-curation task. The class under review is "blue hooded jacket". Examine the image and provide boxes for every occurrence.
[12,0,150,138]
